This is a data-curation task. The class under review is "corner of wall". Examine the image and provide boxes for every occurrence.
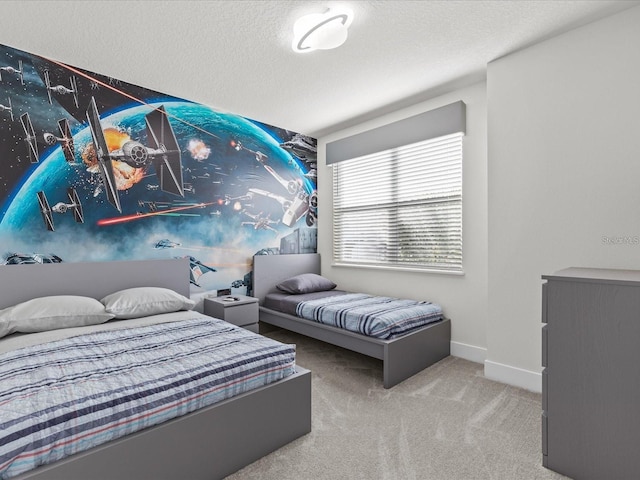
[484,360,542,393]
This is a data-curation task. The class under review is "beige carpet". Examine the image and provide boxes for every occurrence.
[225,327,570,480]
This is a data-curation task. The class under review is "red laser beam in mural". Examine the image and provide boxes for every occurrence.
[97,202,213,226]
[46,58,221,141]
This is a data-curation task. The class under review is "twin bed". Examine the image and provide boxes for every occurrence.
[1,258,311,480]
[253,253,451,389]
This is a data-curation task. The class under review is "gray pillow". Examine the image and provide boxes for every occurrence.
[101,287,196,319]
[276,273,337,294]
[0,296,115,339]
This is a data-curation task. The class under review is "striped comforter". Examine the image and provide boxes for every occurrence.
[295,293,443,339]
[0,316,295,479]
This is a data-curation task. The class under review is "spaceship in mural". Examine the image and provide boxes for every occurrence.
[0,60,24,84]
[249,163,318,227]
[279,133,317,162]
[231,139,317,227]
[0,97,13,121]
[44,119,75,163]
[20,113,39,163]
[179,256,217,287]
[154,238,181,249]
[44,70,79,108]
[303,168,317,181]
[36,187,84,231]
[86,96,184,213]
[230,139,268,163]
[3,253,62,265]
[242,210,279,233]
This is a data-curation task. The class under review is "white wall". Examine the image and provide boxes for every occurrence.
[487,5,640,391]
[318,82,489,364]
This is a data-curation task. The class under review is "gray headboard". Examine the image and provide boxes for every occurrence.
[0,258,190,309]
[253,253,321,305]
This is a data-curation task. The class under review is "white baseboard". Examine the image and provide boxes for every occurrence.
[450,341,487,364]
[484,360,542,393]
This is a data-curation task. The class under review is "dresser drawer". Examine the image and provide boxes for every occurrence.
[204,296,259,328]
[542,368,547,412]
[542,325,548,367]
[541,281,548,324]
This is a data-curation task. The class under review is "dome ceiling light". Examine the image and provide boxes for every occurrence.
[292,6,354,53]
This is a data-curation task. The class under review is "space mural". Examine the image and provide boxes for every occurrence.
[0,43,317,294]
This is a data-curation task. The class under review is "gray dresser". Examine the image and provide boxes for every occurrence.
[542,268,640,479]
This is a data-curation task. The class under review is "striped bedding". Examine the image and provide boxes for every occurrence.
[0,315,296,479]
[295,293,443,339]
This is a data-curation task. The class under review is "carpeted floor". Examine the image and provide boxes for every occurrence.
[225,327,570,480]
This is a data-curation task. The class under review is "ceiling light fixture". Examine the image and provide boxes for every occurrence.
[292,6,354,54]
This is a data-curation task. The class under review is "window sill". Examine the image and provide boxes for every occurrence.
[331,262,465,276]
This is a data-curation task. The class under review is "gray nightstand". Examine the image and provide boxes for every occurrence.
[203,295,259,333]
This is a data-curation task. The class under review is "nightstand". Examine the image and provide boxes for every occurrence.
[203,295,259,333]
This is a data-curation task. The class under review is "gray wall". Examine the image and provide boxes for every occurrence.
[486,5,640,390]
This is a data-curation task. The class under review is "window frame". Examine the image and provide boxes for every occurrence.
[331,132,464,275]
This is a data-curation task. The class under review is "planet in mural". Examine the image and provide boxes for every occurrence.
[0,99,317,293]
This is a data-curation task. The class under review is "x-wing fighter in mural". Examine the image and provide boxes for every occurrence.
[36,187,84,231]
[248,162,318,227]
[86,96,185,213]
[241,210,279,233]
[0,97,13,121]
[0,60,24,85]
[43,119,75,163]
[230,138,317,227]
[44,70,79,108]
[20,112,39,163]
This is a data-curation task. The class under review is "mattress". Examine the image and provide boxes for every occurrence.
[264,290,443,339]
[0,311,296,479]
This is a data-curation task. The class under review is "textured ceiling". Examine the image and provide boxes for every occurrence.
[1,0,638,137]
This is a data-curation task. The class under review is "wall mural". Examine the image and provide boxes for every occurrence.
[0,43,317,294]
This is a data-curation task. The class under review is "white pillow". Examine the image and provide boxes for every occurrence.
[0,295,115,339]
[101,287,196,319]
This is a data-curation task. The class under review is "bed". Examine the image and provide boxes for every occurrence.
[1,258,311,480]
[253,253,450,389]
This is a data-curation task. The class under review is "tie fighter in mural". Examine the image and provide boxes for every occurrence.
[44,70,79,109]
[0,97,14,122]
[86,96,185,213]
[36,187,84,231]
[20,112,39,163]
[43,119,75,163]
[0,60,24,85]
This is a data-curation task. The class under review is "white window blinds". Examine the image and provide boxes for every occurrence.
[332,132,463,272]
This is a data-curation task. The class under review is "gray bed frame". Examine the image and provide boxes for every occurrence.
[253,253,451,389]
[2,258,311,480]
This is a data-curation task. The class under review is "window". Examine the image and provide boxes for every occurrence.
[332,132,463,273]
